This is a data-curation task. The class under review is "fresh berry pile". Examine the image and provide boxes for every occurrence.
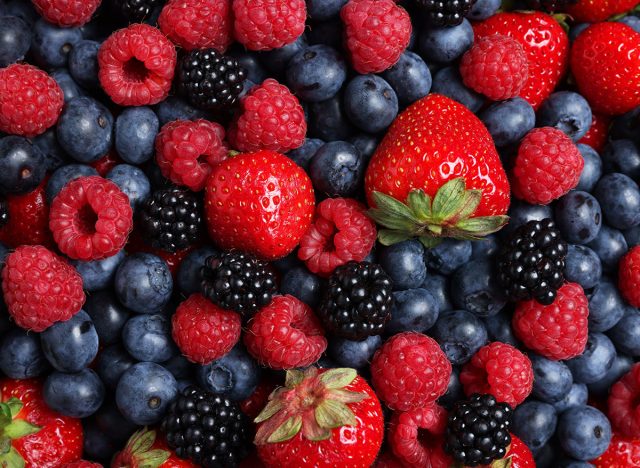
[1,0,640,467]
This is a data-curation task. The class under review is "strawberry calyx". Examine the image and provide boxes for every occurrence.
[0,398,41,468]
[114,428,170,468]
[367,177,509,248]
[253,367,368,445]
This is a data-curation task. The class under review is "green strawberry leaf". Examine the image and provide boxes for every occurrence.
[0,447,25,468]
[285,369,305,388]
[5,400,22,420]
[254,400,284,424]
[377,229,412,246]
[406,190,432,221]
[319,368,357,389]
[3,420,40,440]
[418,236,442,249]
[431,178,466,222]
[315,400,357,429]
[267,416,302,444]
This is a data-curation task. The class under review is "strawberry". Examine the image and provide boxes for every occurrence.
[204,150,315,260]
[365,94,510,247]
[474,11,569,110]
[563,0,640,22]
[0,378,83,467]
[591,433,640,468]
[571,22,640,116]
[254,367,384,468]
[0,180,54,249]
[496,434,535,468]
[111,427,197,468]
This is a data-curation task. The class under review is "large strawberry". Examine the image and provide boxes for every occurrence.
[365,94,510,247]
[571,22,640,116]
[563,0,640,22]
[0,378,83,467]
[254,367,384,468]
[204,150,315,260]
[112,428,196,468]
[474,11,569,110]
[0,180,54,249]
[591,433,640,467]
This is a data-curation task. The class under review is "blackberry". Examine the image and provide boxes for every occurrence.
[178,49,247,111]
[526,0,577,12]
[0,198,7,228]
[161,386,249,468]
[417,0,477,27]
[200,251,277,315]
[318,261,393,341]
[112,0,163,22]
[138,188,202,253]
[445,394,513,466]
[497,218,567,305]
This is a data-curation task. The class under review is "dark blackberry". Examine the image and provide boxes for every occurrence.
[417,0,477,27]
[161,386,249,468]
[200,251,277,315]
[444,393,513,467]
[178,49,247,111]
[112,0,163,22]
[318,261,393,341]
[138,188,202,253]
[526,0,577,12]
[497,218,567,305]
[0,198,7,228]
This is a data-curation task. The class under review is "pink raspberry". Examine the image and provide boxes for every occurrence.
[619,246,640,308]
[31,0,100,27]
[608,364,640,438]
[232,0,306,51]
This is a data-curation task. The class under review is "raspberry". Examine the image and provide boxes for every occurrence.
[49,176,133,261]
[341,0,412,74]
[371,332,452,411]
[172,293,242,364]
[232,0,306,51]
[460,34,529,101]
[0,64,63,137]
[98,24,177,107]
[512,282,589,361]
[297,198,377,277]
[512,127,584,205]
[155,119,228,192]
[244,295,327,370]
[158,0,233,52]
[608,364,640,438]
[228,79,306,153]
[0,180,54,249]
[460,342,534,408]
[619,246,640,308]
[2,245,85,332]
[31,0,100,27]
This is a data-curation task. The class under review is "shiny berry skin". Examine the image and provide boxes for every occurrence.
[113,0,163,23]
[232,0,306,51]
[592,433,640,468]
[417,0,477,26]
[608,363,640,438]
[0,180,54,249]
[578,112,610,153]
[619,245,640,308]
[31,0,100,27]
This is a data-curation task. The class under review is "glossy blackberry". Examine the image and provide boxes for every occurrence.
[445,394,513,467]
[200,251,277,315]
[161,386,249,468]
[178,49,247,111]
[138,188,202,253]
[417,0,477,26]
[113,0,163,22]
[318,261,393,341]
[526,0,577,12]
[0,198,7,228]
[497,218,567,305]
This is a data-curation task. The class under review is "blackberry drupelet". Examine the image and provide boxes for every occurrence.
[497,218,567,305]
[178,49,247,111]
[0,198,7,228]
[138,187,202,253]
[161,386,249,468]
[445,393,513,466]
[113,0,163,22]
[526,0,577,12]
[417,0,477,26]
[200,251,277,315]
[318,261,393,341]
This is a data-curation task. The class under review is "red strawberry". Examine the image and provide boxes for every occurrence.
[563,0,640,22]
[0,180,54,249]
[112,428,196,468]
[0,378,83,467]
[592,433,640,467]
[498,434,535,468]
[578,112,611,153]
[204,150,315,260]
[254,367,384,468]
[365,94,510,247]
[474,11,569,110]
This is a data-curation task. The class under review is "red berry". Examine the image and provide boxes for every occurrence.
[341,0,411,74]
[460,342,533,408]
[90,150,123,177]
[578,113,611,153]
[592,433,640,467]
[158,0,233,52]
[244,295,327,370]
[460,34,529,101]
[512,127,584,205]
[239,377,278,420]
[98,24,177,107]
[0,64,63,137]
[62,461,103,468]
[512,282,589,361]
[31,0,100,27]
[297,198,376,277]
[49,176,133,261]
[0,180,54,249]
[228,79,306,153]
[608,364,640,439]
[619,246,640,308]
[2,245,85,332]
[172,293,241,364]
[371,332,452,412]
[232,0,306,51]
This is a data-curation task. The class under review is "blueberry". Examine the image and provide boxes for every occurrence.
[553,383,588,414]
[44,369,105,418]
[83,421,120,464]
[68,39,100,89]
[378,240,427,290]
[512,401,558,453]
[432,309,488,365]
[587,353,633,396]
[594,173,640,230]
[586,225,628,273]
[559,460,596,468]
[33,128,70,172]
[40,310,99,373]
[344,75,398,134]
[451,258,506,318]
[115,253,173,314]
[564,245,602,290]
[328,335,382,368]
[554,191,602,244]
[163,354,195,381]
[438,368,464,409]
[482,310,520,347]
[106,164,151,210]
[306,0,348,20]
[566,332,616,384]
[114,106,159,165]
[227,47,268,84]
[306,19,343,49]
[505,200,554,235]
[348,134,379,163]
[122,314,177,363]
[308,93,356,141]
[287,138,324,171]
[176,246,217,296]
[381,51,432,107]
[153,96,209,126]
[196,344,261,401]
[468,0,501,20]
[0,328,49,379]
[0,136,46,195]
[46,164,99,202]
[575,144,602,192]
[425,239,472,275]
[618,14,640,33]
[420,272,452,313]
[96,344,137,390]
[71,250,125,292]
[94,401,138,444]
[529,354,573,403]
[431,66,484,113]
[537,91,592,141]
[116,361,177,425]
[471,235,500,260]
[260,35,307,74]
[557,406,612,461]
[387,288,439,334]
[0,15,31,67]
[4,0,38,25]
[419,19,474,64]
[309,141,364,197]
[31,19,82,68]
[625,225,640,247]
[601,139,640,180]
[611,106,640,143]
[286,45,347,102]
[280,266,323,308]
[50,69,85,102]
[607,307,640,356]
[480,98,536,147]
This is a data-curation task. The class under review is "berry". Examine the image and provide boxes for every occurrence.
[586,225,628,274]
[113,0,163,22]
[113,428,197,468]
[579,112,611,153]
[106,164,152,211]
[608,364,640,438]
[420,20,475,65]
[511,400,557,453]
[620,246,640,308]
[232,0,306,51]
[450,258,506,317]
[43,369,105,418]
[328,335,383,369]
[0,16,31,67]
[177,246,218,296]
[585,279,623,332]
[378,240,427,291]
[432,309,488,365]
[0,329,48,380]
[68,40,100,89]
[344,74,399,134]
[386,288,439,335]
[529,354,573,403]
[554,191,603,245]
[527,0,577,11]
[196,344,261,401]
[98,23,177,106]
[115,106,160,165]
[41,310,99,373]
[31,0,99,27]
[480,98,536,148]
[309,141,364,198]
[593,173,640,231]
[0,64,63,137]
[512,282,589,361]
[371,332,452,411]
[602,139,640,180]
[62,461,102,468]
[123,313,177,363]
[576,143,603,192]
[537,91,593,141]
[417,0,477,26]
[114,253,173,314]
[557,405,612,461]
[285,45,348,103]
[0,180,54,249]
[0,136,46,196]
[593,434,640,468]
[381,51,432,107]
[244,295,327,369]
[84,290,130,345]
